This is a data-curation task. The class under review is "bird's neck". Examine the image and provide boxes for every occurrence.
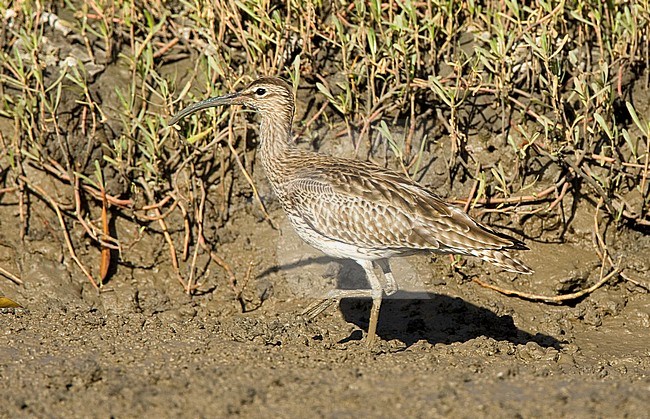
[258,114,296,185]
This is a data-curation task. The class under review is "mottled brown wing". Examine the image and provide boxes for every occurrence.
[284,159,524,253]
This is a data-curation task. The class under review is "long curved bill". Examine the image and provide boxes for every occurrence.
[168,92,241,126]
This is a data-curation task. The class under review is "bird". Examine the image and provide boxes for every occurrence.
[169,77,533,347]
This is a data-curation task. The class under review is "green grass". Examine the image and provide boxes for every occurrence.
[0,0,649,292]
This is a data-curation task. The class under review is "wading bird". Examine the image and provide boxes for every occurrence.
[169,77,532,346]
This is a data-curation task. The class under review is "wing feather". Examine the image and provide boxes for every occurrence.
[281,157,524,254]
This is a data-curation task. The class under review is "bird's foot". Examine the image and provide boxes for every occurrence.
[384,282,398,296]
[301,298,336,321]
[301,289,376,321]
[301,287,382,349]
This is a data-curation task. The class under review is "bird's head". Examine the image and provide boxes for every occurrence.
[168,77,295,127]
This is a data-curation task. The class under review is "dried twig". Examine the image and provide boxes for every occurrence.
[237,260,257,312]
[176,198,191,262]
[185,181,208,295]
[20,176,99,290]
[472,197,627,302]
[40,159,133,207]
[134,198,180,221]
[452,183,557,207]
[0,265,23,285]
[593,199,649,291]
[0,186,18,194]
[294,100,330,139]
[153,37,179,59]
[139,179,186,289]
[198,235,237,295]
[99,188,111,284]
[225,123,276,228]
[463,164,481,212]
[472,267,621,303]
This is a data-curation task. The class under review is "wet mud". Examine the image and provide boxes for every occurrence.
[1,170,649,417]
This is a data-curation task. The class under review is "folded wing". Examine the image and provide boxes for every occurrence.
[283,159,526,255]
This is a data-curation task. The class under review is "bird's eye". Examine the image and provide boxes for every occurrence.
[255,87,267,96]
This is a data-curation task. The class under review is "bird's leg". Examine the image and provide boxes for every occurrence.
[376,259,398,296]
[357,259,383,347]
[302,260,385,346]
[301,289,375,320]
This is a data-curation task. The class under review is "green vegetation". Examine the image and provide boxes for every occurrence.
[0,0,648,293]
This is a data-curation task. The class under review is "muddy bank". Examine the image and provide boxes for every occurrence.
[2,199,649,417]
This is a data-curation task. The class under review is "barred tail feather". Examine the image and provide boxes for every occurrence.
[471,249,534,274]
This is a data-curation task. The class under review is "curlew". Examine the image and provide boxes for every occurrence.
[169,77,532,346]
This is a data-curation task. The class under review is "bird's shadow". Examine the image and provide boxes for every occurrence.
[338,294,560,348]
[260,258,561,349]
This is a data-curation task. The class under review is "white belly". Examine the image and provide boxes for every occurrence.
[286,214,406,261]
